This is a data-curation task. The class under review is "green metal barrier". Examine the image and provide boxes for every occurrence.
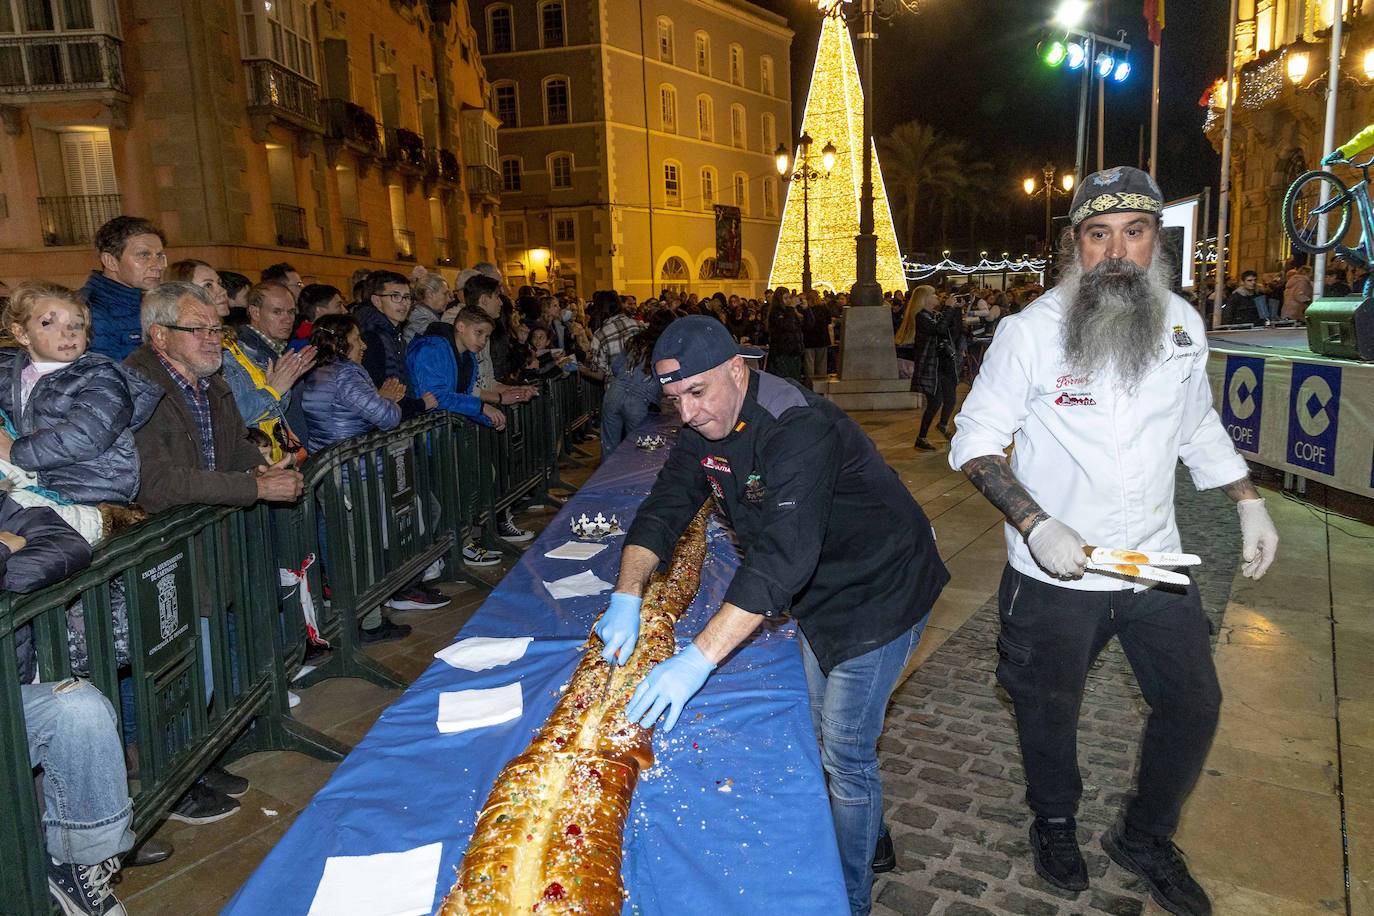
[289,413,462,690]
[0,503,345,915]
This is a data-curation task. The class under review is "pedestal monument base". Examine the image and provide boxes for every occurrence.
[815,305,921,411]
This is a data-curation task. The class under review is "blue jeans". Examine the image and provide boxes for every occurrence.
[599,382,651,457]
[22,679,135,865]
[801,618,926,916]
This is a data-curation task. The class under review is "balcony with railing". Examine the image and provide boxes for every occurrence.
[0,33,126,98]
[393,228,416,262]
[382,127,426,171]
[273,203,309,249]
[245,59,322,135]
[343,217,369,257]
[322,98,380,158]
[38,193,121,247]
[465,164,502,204]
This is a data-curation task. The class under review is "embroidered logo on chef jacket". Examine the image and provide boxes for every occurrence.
[1172,326,1193,347]
[743,473,766,503]
[706,475,726,503]
[701,455,732,472]
[1054,390,1097,406]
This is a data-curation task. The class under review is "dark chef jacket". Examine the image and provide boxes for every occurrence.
[625,371,950,674]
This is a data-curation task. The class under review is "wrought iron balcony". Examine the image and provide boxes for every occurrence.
[383,127,425,171]
[0,33,126,96]
[343,217,369,257]
[273,203,309,249]
[465,164,502,202]
[438,150,460,183]
[244,59,321,132]
[322,98,380,157]
[394,228,416,262]
[37,193,121,247]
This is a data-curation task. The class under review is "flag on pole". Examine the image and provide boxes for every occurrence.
[1145,0,1165,45]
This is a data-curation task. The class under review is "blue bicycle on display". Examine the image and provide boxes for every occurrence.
[1282,123,1374,295]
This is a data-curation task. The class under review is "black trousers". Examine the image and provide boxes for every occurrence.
[919,365,957,437]
[995,565,1221,837]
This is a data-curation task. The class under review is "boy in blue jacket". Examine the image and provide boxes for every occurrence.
[406,304,506,430]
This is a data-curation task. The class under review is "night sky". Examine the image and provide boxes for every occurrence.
[750,0,1228,255]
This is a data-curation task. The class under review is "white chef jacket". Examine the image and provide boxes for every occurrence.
[948,287,1249,591]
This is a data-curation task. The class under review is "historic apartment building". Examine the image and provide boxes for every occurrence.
[1204,0,1374,279]
[470,0,792,299]
[0,0,501,291]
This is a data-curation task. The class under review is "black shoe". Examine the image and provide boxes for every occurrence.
[385,585,449,611]
[359,618,412,645]
[1102,822,1211,916]
[872,829,896,873]
[48,856,125,915]
[201,765,248,798]
[167,779,238,825]
[1030,817,1088,892]
[123,837,173,868]
[914,437,937,451]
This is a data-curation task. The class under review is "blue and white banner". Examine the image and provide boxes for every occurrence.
[1221,355,1265,455]
[1287,363,1342,477]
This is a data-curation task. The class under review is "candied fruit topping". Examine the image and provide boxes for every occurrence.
[566,823,582,835]
[543,882,567,900]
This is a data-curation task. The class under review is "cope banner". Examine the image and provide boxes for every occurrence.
[1287,362,1342,477]
[1222,355,1264,454]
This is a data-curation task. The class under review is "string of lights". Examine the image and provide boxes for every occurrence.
[767,12,906,293]
[902,257,1048,281]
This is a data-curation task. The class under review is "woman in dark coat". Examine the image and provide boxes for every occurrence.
[764,288,808,384]
[908,286,960,451]
[299,314,407,453]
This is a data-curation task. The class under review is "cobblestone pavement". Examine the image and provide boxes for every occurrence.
[872,471,1242,916]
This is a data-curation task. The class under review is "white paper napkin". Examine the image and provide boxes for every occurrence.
[306,841,443,916]
[437,683,523,734]
[541,569,613,599]
[434,636,532,671]
[544,540,609,561]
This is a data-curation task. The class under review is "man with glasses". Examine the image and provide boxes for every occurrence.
[83,216,167,360]
[222,282,315,461]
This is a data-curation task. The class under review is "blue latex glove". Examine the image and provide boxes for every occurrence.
[624,643,716,732]
[593,593,642,665]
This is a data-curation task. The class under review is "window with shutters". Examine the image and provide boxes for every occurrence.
[505,221,526,246]
[660,85,677,133]
[554,217,575,243]
[694,32,710,75]
[657,17,674,64]
[487,4,514,53]
[37,127,120,246]
[760,56,774,95]
[549,152,573,189]
[730,104,744,149]
[239,0,316,79]
[664,161,681,207]
[501,157,522,192]
[700,167,716,209]
[761,112,775,155]
[733,172,747,214]
[59,130,117,196]
[543,75,570,124]
[0,0,124,92]
[492,81,518,127]
[696,94,712,141]
[762,176,776,217]
[729,44,742,85]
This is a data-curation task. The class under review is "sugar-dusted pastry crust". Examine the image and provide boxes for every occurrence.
[438,506,710,915]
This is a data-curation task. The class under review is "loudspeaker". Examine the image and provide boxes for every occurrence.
[1306,296,1374,361]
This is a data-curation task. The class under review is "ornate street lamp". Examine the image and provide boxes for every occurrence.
[1023,163,1075,255]
[776,132,837,294]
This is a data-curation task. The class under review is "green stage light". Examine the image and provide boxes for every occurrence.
[1039,38,1067,66]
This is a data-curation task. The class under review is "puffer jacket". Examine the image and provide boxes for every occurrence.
[4,494,94,683]
[81,270,145,360]
[0,348,162,504]
[406,327,490,425]
[299,358,401,453]
[355,304,424,419]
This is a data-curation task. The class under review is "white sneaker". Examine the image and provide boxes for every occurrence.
[422,558,444,582]
[497,516,534,543]
[462,542,502,566]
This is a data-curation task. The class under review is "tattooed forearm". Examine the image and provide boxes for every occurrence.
[960,455,1047,535]
[1219,475,1259,502]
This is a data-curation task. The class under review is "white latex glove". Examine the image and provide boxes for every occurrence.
[1026,517,1089,579]
[1236,498,1279,579]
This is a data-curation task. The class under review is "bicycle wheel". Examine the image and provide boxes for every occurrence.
[1282,170,1354,254]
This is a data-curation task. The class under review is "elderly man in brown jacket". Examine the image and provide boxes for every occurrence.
[124,281,302,512]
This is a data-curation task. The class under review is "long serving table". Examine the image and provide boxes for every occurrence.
[223,414,848,915]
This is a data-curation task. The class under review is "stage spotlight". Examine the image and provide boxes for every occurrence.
[1039,38,1067,66]
[1113,59,1131,82]
[1066,41,1086,69]
[1095,51,1114,79]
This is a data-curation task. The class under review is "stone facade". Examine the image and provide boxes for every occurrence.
[471,0,792,300]
[0,0,499,292]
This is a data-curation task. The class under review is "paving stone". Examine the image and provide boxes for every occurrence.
[918,766,966,788]
[904,831,955,859]
[944,903,996,916]
[927,792,974,813]
[958,851,1013,880]
[994,891,1060,916]
[875,882,938,915]
[1087,890,1146,915]
[881,757,915,775]
[892,803,939,830]
[930,870,988,898]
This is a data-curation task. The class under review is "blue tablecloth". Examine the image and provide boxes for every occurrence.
[223,414,847,915]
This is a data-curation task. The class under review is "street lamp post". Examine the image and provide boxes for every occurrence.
[777,132,837,294]
[851,0,882,308]
[1023,164,1075,255]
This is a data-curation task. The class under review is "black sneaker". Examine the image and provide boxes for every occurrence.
[385,585,449,611]
[48,856,125,915]
[1030,816,1088,892]
[201,765,248,798]
[167,779,239,825]
[872,829,896,873]
[359,618,412,645]
[497,515,534,543]
[1102,822,1211,916]
[914,437,937,451]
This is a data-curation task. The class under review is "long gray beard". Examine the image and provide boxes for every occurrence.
[1055,242,1174,392]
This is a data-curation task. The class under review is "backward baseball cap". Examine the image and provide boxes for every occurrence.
[652,315,763,384]
[1068,166,1164,227]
